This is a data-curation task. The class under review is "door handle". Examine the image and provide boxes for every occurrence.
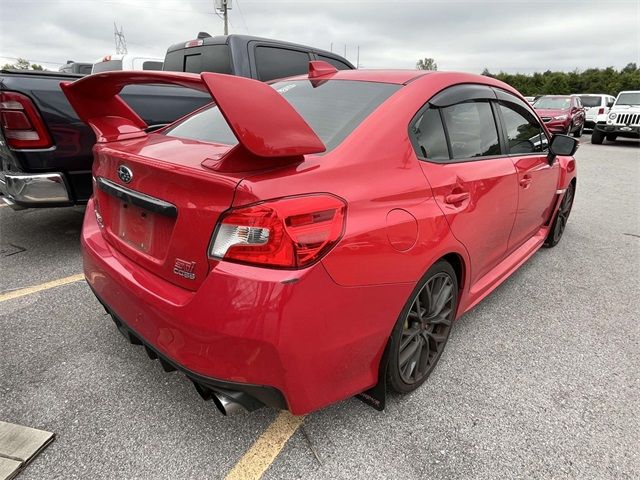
[444,192,470,204]
[519,175,532,188]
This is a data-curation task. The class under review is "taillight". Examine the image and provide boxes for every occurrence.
[598,107,605,115]
[210,194,346,269]
[0,91,52,149]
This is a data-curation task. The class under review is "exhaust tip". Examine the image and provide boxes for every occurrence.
[211,392,246,416]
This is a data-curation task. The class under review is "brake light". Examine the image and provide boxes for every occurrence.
[0,92,52,149]
[598,107,605,115]
[184,39,204,48]
[210,195,346,268]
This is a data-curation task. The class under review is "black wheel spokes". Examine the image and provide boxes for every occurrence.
[554,187,574,241]
[398,273,455,384]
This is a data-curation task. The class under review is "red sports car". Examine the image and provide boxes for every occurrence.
[63,62,578,415]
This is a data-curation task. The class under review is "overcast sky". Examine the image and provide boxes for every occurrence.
[1,0,638,73]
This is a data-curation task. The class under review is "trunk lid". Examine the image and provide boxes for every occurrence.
[92,134,243,291]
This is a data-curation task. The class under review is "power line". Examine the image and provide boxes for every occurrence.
[235,0,250,33]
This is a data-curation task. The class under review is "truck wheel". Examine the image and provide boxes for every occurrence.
[606,134,618,142]
[591,128,605,144]
[573,123,583,138]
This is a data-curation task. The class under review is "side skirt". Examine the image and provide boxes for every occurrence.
[463,227,548,313]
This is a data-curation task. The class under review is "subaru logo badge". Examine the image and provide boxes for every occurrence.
[117,165,133,184]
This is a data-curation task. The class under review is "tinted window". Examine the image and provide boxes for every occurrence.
[579,96,601,107]
[164,105,238,146]
[255,47,310,81]
[441,101,501,159]
[317,55,352,70]
[184,54,202,73]
[164,80,400,151]
[163,45,232,74]
[142,61,163,71]
[499,103,547,154]
[412,108,449,160]
[78,64,93,75]
[92,60,123,73]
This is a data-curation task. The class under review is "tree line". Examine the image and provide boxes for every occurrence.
[2,58,44,71]
[481,63,639,97]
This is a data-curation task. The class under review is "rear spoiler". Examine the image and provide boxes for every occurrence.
[60,70,326,158]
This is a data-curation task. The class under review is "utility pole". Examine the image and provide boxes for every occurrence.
[215,0,232,35]
[223,0,228,35]
[113,22,127,54]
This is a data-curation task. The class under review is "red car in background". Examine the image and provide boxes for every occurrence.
[63,64,578,415]
[533,95,586,137]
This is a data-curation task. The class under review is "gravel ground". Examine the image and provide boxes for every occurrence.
[1,136,638,479]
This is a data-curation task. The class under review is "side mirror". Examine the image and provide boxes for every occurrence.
[607,100,615,107]
[548,134,578,163]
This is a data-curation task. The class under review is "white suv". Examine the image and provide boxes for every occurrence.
[577,94,615,130]
[592,91,640,144]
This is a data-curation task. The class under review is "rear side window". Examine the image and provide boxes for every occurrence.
[441,102,501,159]
[164,80,400,151]
[317,55,352,70]
[255,47,310,81]
[499,103,548,154]
[411,108,449,160]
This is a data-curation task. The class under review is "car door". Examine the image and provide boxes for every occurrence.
[494,91,560,251]
[411,85,519,285]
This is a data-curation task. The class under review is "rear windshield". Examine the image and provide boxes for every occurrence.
[533,97,571,109]
[616,92,640,106]
[578,96,602,107]
[163,45,232,74]
[92,60,123,73]
[164,80,400,151]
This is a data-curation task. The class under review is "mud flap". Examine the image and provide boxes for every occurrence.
[356,341,390,411]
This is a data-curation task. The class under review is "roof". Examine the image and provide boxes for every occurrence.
[286,69,434,85]
[166,34,351,64]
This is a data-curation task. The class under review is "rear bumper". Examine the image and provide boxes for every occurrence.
[0,171,72,209]
[82,199,409,414]
[91,288,286,411]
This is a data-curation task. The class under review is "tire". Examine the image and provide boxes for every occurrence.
[565,123,573,135]
[591,128,605,144]
[387,260,458,394]
[544,182,575,248]
[572,123,583,138]
[606,134,618,142]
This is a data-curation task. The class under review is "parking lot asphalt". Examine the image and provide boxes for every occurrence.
[1,136,638,480]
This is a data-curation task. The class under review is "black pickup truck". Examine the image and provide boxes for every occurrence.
[0,34,353,209]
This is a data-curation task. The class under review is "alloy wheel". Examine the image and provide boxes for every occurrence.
[398,272,455,384]
[552,184,575,243]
